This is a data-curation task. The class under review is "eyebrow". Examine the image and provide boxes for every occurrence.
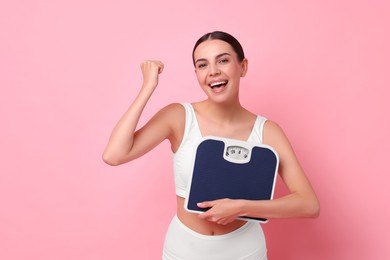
[194,52,231,64]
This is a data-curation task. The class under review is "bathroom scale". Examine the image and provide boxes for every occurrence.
[185,136,279,223]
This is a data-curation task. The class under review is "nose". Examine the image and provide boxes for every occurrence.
[208,64,221,76]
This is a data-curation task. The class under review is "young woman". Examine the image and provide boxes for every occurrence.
[103,31,320,260]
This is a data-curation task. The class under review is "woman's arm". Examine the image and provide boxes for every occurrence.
[197,120,320,224]
[102,60,175,166]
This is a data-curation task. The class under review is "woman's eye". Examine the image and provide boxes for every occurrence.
[197,63,207,69]
[219,58,229,64]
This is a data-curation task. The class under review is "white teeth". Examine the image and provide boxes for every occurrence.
[210,81,227,87]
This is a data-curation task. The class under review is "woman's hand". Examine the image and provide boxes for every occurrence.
[102,60,168,166]
[197,199,243,225]
[140,60,164,91]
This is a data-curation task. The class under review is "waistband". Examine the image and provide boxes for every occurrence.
[173,214,257,241]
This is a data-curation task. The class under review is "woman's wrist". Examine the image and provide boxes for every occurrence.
[236,199,249,217]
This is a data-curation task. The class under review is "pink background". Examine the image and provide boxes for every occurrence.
[1,0,389,259]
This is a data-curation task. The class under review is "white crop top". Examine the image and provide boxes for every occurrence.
[173,103,268,198]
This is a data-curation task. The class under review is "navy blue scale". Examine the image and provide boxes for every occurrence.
[186,138,278,223]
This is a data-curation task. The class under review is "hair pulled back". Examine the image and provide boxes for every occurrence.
[192,31,245,66]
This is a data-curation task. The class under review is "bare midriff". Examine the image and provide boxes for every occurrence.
[176,196,247,236]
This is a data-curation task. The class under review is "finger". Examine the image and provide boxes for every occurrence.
[198,211,216,221]
[197,202,206,208]
[198,211,221,223]
[206,216,219,223]
[197,200,216,208]
[218,217,235,225]
[156,61,164,74]
[140,60,163,71]
[217,219,226,225]
[197,211,209,219]
[145,60,164,74]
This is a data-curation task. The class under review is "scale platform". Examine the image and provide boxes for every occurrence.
[185,136,279,223]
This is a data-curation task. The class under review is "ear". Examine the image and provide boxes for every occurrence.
[240,58,248,77]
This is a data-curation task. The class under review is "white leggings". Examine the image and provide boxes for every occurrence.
[162,215,267,260]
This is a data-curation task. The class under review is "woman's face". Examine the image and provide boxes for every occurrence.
[193,39,248,103]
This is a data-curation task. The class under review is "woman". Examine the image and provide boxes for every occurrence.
[103,31,320,260]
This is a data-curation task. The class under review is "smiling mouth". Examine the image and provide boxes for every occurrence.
[209,81,228,89]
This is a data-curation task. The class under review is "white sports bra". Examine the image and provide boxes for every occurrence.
[172,103,268,198]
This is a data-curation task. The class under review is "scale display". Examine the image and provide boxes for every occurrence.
[185,136,279,223]
[225,145,250,160]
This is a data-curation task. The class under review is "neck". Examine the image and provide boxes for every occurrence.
[201,99,244,121]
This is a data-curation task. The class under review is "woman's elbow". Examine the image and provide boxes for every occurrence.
[305,198,320,218]
[102,152,123,166]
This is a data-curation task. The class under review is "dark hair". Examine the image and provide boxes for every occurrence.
[192,31,245,66]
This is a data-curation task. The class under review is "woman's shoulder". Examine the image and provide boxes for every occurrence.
[159,102,186,116]
[263,119,292,152]
[154,103,186,127]
[263,119,285,137]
